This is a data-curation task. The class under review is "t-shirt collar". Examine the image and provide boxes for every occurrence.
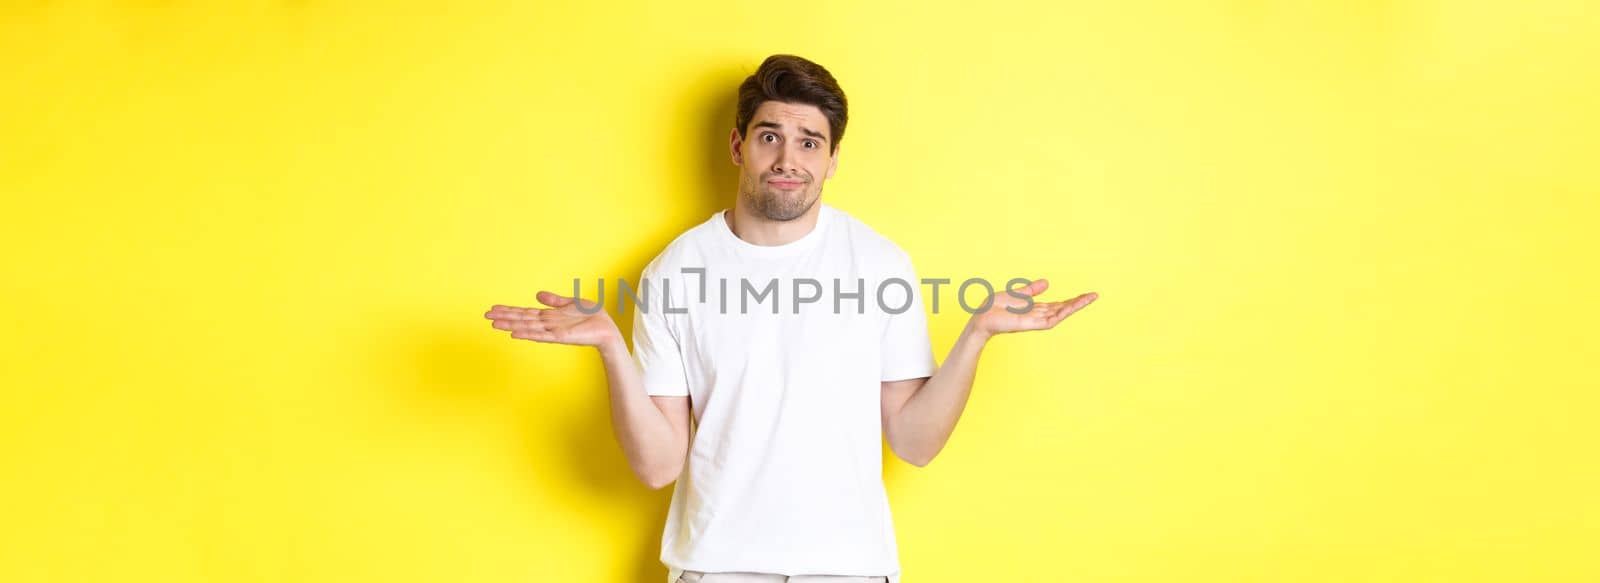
[713,202,833,258]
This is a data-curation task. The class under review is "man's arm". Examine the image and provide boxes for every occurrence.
[597,336,692,490]
[882,279,1098,467]
[882,319,988,467]
[486,292,690,490]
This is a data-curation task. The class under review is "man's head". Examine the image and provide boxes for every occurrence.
[730,54,848,222]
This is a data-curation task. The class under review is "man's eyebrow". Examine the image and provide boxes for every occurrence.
[752,120,829,143]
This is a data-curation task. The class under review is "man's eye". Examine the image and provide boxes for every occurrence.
[763,133,777,142]
[805,140,816,148]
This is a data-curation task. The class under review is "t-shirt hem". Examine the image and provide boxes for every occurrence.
[880,368,934,383]
[644,383,690,397]
[664,563,900,582]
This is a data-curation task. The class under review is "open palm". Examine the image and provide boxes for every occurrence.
[485,291,620,347]
[970,278,1097,336]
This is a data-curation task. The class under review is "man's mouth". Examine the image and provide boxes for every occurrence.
[768,179,805,190]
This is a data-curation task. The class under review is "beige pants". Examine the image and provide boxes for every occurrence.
[676,570,889,582]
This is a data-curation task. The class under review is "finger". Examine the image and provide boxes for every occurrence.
[511,327,556,342]
[536,291,574,308]
[1009,278,1050,298]
[486,305,542,320]
[486,304,522,319]
[492,318,549,332]
[1049,292,1098,324]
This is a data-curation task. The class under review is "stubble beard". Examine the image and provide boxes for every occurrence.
[742,173,818,222]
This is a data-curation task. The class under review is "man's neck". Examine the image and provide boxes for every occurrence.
[725,202,822,246]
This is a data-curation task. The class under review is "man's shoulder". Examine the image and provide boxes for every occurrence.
[828,204,915,264]
[639,212,722,277]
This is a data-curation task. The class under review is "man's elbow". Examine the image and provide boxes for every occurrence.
[890,442,937,467]
[638,463,683,490]
[904,452,935,467]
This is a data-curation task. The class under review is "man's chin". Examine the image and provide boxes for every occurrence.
[756,193,810,220]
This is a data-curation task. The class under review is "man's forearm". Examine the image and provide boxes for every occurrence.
[597,337,685,488]
[889,319,991,466]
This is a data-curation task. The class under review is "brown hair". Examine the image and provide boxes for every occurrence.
[736,54,848,155]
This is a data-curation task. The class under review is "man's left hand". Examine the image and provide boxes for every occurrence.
[967,279,1097,339]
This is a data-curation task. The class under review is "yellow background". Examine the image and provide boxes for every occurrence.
[3,1,1596,581]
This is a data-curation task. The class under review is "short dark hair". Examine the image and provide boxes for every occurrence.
[736,54,848,155]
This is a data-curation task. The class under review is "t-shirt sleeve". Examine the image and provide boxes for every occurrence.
[632,264,691,397]
[879,248,937,382]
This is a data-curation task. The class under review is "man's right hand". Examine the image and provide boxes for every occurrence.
[485,291,621,349]
[488,290,687,489]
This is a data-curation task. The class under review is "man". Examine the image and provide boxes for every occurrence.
[485,54,1097,582]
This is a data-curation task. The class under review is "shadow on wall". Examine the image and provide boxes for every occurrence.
[612,62,746,583]
[394,62,751,581]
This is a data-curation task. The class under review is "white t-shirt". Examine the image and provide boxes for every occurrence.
[630,202,936,583]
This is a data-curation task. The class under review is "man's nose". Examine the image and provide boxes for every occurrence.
[772,146,797,174]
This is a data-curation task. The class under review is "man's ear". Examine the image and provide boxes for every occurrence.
[825,145,839,179]
[729,127,744,166]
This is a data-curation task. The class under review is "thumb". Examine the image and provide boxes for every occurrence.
[1012,278,1049,297]
[536,291,573,308]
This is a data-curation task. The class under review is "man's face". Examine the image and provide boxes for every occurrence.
[730,101,839,221]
